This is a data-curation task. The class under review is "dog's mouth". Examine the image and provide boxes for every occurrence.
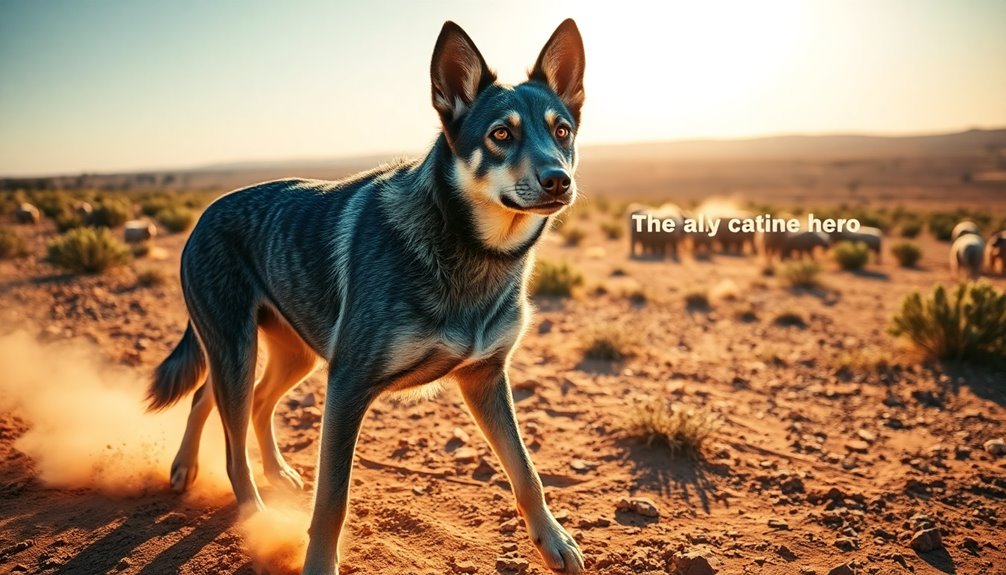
[500,196,568,216]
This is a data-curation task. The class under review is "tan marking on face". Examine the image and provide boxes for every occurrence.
[544,109,558,127]
[506,111,521,128]
[453,158,545,251]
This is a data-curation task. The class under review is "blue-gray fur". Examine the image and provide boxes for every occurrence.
[149,18,586,575]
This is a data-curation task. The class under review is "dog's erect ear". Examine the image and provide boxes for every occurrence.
[431,21,496,131]
[528,19,585,123]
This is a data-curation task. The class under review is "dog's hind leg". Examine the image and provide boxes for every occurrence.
[170,382,214,492]
[302,366,374,575]
[455,359,585,575]
[252,308,318,491]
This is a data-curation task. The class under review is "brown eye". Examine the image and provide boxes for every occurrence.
[491,127,511,141]
[555,126,570,139]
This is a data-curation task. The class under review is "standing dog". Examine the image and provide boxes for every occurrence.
[149,19,586,575]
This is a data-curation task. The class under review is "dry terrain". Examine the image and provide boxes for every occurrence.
[2,144,1006,575]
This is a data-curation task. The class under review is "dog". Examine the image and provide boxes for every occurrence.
[148,19,586,575]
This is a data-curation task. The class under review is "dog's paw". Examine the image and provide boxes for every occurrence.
[169,460,198,493]
[528,516,584,574]
[266,463,305,491]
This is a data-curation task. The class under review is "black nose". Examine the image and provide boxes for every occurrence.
[537,168,571,196]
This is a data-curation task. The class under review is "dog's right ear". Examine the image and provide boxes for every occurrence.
[431,21,496,137]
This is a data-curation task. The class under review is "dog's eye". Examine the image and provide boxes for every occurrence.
[555,126,571,140]
[491,127,512,142]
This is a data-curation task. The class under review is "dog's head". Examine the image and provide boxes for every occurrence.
[430,20,585,251]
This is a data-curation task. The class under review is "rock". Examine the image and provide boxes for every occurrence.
[910,528,942,552]
[845,440,870,453]
[776,544,797,560]
[452,427,470,444]
[834,537,858,551]
[538,319,554,334]
[472,457,497,481]
[671,550,718,575]
[499,518,520,534]
[298,392,317,408]
[856,429,876,443]
[959,536,981,555]
[616,496,659,518]
[501,542,519,553]
[768,518,789,530]
[452,559,478,574]
[570,458,597,473]
[495,556,529,572]
[983,438,1006,456]
[453,447,479,464]
[827,564,854,575]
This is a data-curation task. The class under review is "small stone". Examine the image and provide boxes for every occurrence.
[453,447,479,464]
[452,427,470,444]
[298,392,317,408]
[570,458,597,473]
[499,518,520,534]
[910,528,942,552]
[495,556,529,572]
[501,542,519,553]
[776,544,797,560]
[834,537,858,552]
[845,440,870,453]
[411,485,425,496]
[983,438,1006,456]
[472,457,497,481]
[616,496,659,518]
[538,319,554,334]
[827,564,854,575]
[452,559,478,574]
[553,509,570,523]
[856,429,876,443]
[671,549,718,575]
[768,518,789,530]
[959,536,981,555]
[117,557,132,570]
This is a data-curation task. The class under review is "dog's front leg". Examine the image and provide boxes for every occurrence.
[302,367,374,575]
[456,360,584,574]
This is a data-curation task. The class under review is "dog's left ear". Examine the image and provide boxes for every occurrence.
[431,21,496,135]
[529,19,585,124]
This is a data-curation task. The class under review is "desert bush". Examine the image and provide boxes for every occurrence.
[773,311,807,328]
[529,259,583,297]
[626,398,719,457]
[899,219,922,238]
[779,260,821,288]
[156,206,196,233]
[928,212,957,242]
[582,326,637,361]
[684,290,710,312]
[891,242,922,268]
[47,227,130,274]
[889,282,1006,362]
[89,200,131,228]
[601,220,624,240]
[832,240,870,271]
[135,266,167,288]
[0,226,28,259]
[561,225,585,246]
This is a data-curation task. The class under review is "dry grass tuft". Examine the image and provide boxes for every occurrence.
[626,398,720,457]
[529,259,583,298]
[779,261,821,288]
[0,226,29,259]
[582,325,637,361]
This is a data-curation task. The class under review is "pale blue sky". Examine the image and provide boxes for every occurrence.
[1,0,1004,176]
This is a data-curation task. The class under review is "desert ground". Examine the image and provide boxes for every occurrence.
[2,140,1006,575]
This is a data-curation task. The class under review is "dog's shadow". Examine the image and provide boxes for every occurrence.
[615,438,726,517]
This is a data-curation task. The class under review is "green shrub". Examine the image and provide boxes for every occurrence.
[684,290,710,312]
[156,206,196,233]
[90,200,131,228]
[47,227,131,274]
[899,219,922,238]
[529,259,583,298]
[929,213,956,242]
[780,260,821,288]
[831,241,870,271]
[889,282,1006,361]
[891,242,922,268]
[0,226,28,259]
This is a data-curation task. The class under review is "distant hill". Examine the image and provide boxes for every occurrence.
[582,128,1006,162]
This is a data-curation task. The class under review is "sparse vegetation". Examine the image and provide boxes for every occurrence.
[773,310,807,328]
[899,219,922,238]
[779,260,821,288]
[89,200,131,228]
[0,226,28,259]
[601,220,624,240]
[135,266,167,288]
[47,227,131,274]
[529,259,583,297]
[684,290,710,312]
[832,240,870,271]
[156,206,195,233]
[626,287,647,306]
[889,282,1006,362]
[891,241,922,268]
[582,326,637,361]
[560,225,585,246]
[626,398,719,457]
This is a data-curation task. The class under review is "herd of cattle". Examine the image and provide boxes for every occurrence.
[627,203,1006,279]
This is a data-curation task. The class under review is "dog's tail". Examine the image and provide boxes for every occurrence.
[147,321,207,412]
